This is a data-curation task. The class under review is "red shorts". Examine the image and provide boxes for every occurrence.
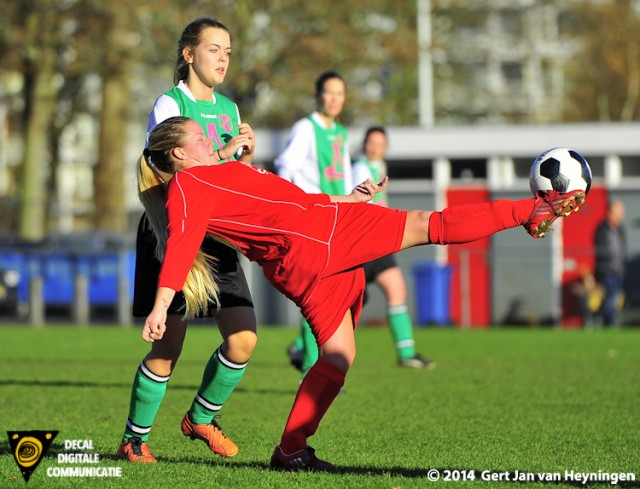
[301,268,366,347]
[301,203,407,347]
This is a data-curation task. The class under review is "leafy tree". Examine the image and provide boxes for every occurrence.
[563,0,640,122]
[14,0,69,241]
[210,0,419,127]
[3,0,638,240]
[56,0,193,233]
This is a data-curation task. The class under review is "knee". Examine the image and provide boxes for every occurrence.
[402,210,431,248]
[161,342,184,360]
[319,347,357,373]
[225,330,258,363]
[345,349,357,369]
[380,270,407,304]
[147,338,184,364]
[416,210,431,235]
[144,346,182,376]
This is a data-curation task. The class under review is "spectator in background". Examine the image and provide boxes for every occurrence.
[593,200,627,327]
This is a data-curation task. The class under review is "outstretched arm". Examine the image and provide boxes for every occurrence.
[330,177,389,203]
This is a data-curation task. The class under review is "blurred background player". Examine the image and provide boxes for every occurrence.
[118,17,256,463]
[275,71,352,376]
[593,199,627,327]
[352,126,435,368]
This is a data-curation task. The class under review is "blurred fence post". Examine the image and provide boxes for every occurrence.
[117,250,132,326]
[459,249,471,329]
[28,256,44,326]
[73,256,90,325]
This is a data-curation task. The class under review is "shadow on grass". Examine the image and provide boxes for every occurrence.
[0,379,296,395]
[267,464,640,487]
[206,459,640,488]
[102,454,638,488]
[2,444,637,488]
[0,441,11,457]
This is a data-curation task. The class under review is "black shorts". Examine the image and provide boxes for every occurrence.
[363,254,398,284]
[132,214,254,317]
[362,254,398,306]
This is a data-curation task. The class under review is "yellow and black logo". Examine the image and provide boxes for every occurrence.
[7,431,58,482]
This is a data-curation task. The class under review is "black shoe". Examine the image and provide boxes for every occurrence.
[287,344,304,372]
[398,353,436,369]
[270,445,336,472]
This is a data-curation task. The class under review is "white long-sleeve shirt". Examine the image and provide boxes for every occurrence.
[274,112,352,193]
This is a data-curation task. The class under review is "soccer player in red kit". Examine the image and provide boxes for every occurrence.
[138,116,586,471]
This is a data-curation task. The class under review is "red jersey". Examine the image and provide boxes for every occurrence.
[159,162,339,305]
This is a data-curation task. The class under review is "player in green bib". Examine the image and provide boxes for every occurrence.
[276,74,432,376]
[118,17,256,463]
[352,127,434,369]
[307,113,350,195]
[152,85,241,158]
[275,71,353,376]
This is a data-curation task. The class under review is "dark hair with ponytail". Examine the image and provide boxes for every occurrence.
[173,17,232,85]
[362,126,387,151]
[314,70,344,97]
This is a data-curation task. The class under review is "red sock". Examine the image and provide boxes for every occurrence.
[279,359,345,454]
[428,199,535,245]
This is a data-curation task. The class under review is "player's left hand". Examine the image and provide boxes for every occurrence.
[351,176,388,203]
[238,123,255,160]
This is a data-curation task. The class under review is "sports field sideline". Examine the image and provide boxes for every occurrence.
[1,325,638,488]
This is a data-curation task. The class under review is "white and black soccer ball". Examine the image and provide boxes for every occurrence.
[529,147,592,197]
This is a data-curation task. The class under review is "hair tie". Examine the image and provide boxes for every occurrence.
[144,148,158,171]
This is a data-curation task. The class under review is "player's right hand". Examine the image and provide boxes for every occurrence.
[351,177,389,203]
[220,134,253,161]
[142,310,167,343]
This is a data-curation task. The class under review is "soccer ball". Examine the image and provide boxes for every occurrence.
[529,147,592,197]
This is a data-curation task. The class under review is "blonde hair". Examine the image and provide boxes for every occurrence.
[138,116,219,318]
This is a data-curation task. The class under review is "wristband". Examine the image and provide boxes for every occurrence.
[217,149,223,161]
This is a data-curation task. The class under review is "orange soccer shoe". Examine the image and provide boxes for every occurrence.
[180,413,238,457]
[116,437,157,463]
[524,189,586,239]
[269,445,336,472]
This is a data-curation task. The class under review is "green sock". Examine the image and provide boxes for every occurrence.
[388,305,416,360]
[188,346,247,424]
[301,318,319,376]
[123,362,169,441]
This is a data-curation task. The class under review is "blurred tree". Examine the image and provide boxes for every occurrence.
[70,0,189,233]
[3,0,639,240]
[89,2,140,233]
[13,0,69,241]
[563,0,640,122]
[210,0,419,128]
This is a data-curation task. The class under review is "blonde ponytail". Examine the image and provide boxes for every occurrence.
[137,147,220,319]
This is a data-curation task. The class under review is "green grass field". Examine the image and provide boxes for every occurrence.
[0,325,638,488]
